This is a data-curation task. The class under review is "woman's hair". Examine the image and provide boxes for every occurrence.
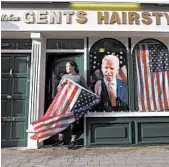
[67,60,79,74]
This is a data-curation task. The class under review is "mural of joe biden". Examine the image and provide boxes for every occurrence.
[94,54,128,112]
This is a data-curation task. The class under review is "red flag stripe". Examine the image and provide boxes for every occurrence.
[163,72,169,109]
[135,50,142,111]
[32,82,79,129]
[150,73,157,110]
[44,85,67,117]
[164,72,169,109]
[50,82,73,116]
[31,117,75,141]
[156,72,164,110]
[33,112,73,131]
[61,86,79,114]
[118,65,127,81]
[142,49,151,111]
[32,114,75,134]
[137,49,146,111]
[117,65,127,81]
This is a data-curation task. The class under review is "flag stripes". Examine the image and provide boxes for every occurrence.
[31,79,100,142]
[31,81,82,141]
[135,43,169,111]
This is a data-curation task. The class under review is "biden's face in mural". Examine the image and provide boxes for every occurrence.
[101,55,119,81]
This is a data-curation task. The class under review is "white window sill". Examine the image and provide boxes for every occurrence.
[85,111,169,117]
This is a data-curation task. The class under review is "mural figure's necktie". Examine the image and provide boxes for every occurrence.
[107,82,116,106]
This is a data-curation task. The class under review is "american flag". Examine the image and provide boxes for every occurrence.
[31,79,100,142]
[135,43,169,111]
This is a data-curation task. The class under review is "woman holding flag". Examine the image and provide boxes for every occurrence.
[31,60,99,149]
[54,60,89,149]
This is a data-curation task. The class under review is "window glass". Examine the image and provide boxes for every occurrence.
[46,39,84,49]
[133,39,169,111]
[89,38,129,112]
[1,39,32,50]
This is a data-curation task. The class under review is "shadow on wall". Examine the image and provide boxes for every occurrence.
[1,22,20,30]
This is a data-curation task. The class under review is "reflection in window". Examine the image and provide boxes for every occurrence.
[89,38,128,112]
[133,39,169,112]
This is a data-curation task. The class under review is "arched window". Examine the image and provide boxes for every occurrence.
[89,38,129,111]
[133,39,169,112]
[89,38,128,86]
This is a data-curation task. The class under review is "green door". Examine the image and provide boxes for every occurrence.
[1,53,30,147]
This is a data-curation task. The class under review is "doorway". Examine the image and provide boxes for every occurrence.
[44,53,84,145]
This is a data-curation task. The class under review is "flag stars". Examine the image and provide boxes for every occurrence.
[148,43,169,72]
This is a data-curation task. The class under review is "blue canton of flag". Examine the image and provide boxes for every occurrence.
[148,44,169,72]
[72,89,100,120]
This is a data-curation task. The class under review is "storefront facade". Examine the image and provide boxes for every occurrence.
[1,2,169,149]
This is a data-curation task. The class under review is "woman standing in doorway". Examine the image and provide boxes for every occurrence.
[55,60,89,149]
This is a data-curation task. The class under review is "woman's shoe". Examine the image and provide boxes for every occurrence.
[68,141,77,149]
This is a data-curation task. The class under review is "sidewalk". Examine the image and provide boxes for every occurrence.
[2,145,169,167]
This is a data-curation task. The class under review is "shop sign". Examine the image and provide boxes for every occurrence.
[1,10,169,26]
[22,11,169,25]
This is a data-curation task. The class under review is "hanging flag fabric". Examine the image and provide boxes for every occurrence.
[30,79,100,142]
[135,43,169,111]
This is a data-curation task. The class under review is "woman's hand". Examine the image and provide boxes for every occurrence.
[61,79,68,85]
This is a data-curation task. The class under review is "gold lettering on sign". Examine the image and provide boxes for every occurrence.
[23,11,35,23]
[63,11,74,24]
[152,12,163,25]
[129,12,140,25]
[122,12,127,24]
[20,10,169,26]
[50,11,61,24]
[109,12,121,24]
[142,12,152,25]
[37,11,48,24]
[97,12,108,24]
[76,11,87,24]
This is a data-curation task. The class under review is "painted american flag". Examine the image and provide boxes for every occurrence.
[135,43,169,111]
[31,79,100,142]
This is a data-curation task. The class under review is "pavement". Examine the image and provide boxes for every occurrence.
[1,145,169,167]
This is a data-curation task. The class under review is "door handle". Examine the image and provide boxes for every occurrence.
[8,116,15,122]
[7,95,12,99]
[3,117,16,122]
[2,117,8,121]
[9,69,13,76]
